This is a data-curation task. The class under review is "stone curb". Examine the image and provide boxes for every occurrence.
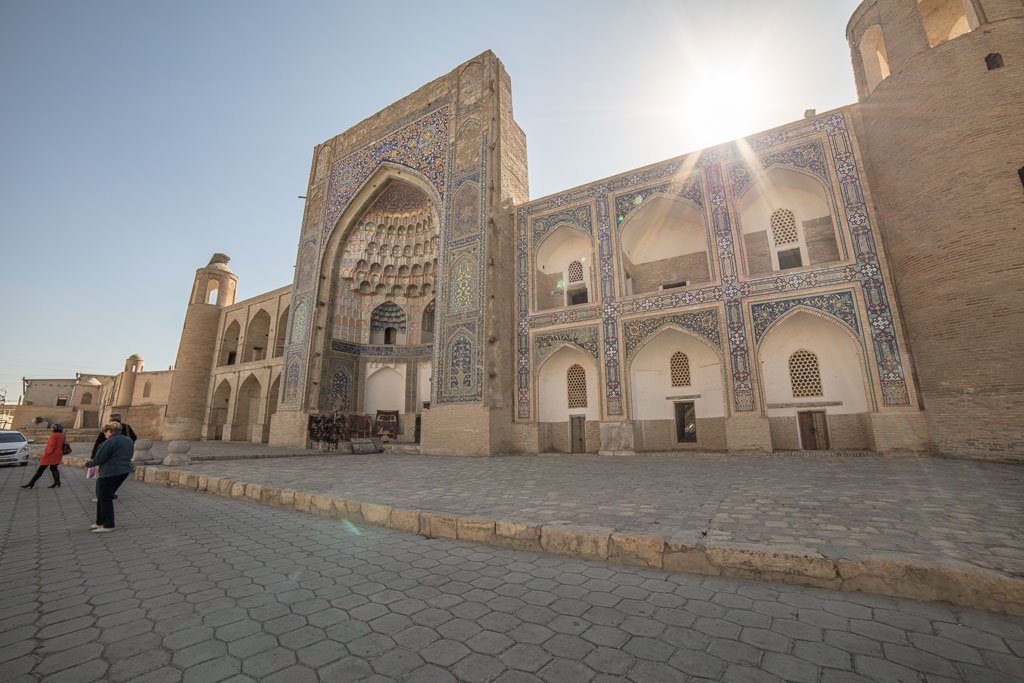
[125,464,1024,617]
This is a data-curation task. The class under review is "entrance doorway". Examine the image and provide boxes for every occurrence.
[798,411,830,450]
[674,402,697,443]
[569,415,586,453]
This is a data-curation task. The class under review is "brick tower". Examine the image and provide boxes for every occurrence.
[847,0,1024,459]
[164,254,238,440]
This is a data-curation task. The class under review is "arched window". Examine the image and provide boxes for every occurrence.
[143,381,152,398]
[421,300,435,342]
[917,0,978,48]
[80,392,93,405]
[789,350,823,398]
[670,352,691,387]
[859,24,891,94]
[567,364,588,409]
[370,302,406,344]
[567,260,584,284]
[205,280,219,304]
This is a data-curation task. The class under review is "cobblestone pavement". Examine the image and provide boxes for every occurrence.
[164,453,1024,579]
[2,465,1024,682]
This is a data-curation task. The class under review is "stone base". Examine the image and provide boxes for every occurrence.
[725,415,773,452]
[870,411,932,453]
[598,421,636,456]
[267,410,310,449]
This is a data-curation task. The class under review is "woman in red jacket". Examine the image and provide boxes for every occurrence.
[21,424,66,489]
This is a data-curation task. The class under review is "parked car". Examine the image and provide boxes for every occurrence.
[0,430,31,466]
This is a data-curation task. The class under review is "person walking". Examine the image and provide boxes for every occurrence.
[21,424,67,489]
[85,421,133,533]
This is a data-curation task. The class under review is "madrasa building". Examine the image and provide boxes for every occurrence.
[15,0,1022,460]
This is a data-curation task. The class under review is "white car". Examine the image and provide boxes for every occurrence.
[0,431,31,466]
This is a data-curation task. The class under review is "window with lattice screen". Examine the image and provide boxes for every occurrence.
[567,260,584,283]
[789,350,823,397]
[567,364,588,408]
[670,352,691,387]
[770,209,799,245]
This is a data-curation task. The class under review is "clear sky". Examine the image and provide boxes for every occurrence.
[0,0,863,401]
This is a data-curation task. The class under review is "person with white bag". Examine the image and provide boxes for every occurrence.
[85,421,134,533]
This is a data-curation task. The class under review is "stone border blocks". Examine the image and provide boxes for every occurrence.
[129,465,1024,616]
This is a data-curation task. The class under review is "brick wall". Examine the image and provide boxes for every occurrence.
[769,417,800,450]
[744,231,773,275]
[629,252,710,294]
[804,216,840,265]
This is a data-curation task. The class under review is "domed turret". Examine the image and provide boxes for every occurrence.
[847,0,1024,457]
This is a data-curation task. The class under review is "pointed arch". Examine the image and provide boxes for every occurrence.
[627,326,727,422]
[220,321,241,366]
[243,309,272,362]
[209,379,232,440]
[535,224,596,311]
[737,166,839,274]
[858,24,891,94]
[618,195,710,295]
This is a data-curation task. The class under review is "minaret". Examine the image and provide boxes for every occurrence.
[113,353,144,409]
[163,254,238,439]
[847,0,1024,458]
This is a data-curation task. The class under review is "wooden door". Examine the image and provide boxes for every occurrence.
[570,416,586,453]
[798,411,830,450]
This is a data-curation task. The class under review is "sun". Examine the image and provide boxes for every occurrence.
[673,61,772,151]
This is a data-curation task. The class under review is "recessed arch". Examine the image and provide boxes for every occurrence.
[758,310,870,415]
[859,24,891,94]
[917,0,979,47]
[220,321,241,366]
[233,374,263,442]
[619,195,710,296]
[209,379,232,441]
[537,345,600,422]
[273,305,289,357]
[627,326,726,421]
[534,224,595,311]
[738,166,839,275]
[243,309,272,362]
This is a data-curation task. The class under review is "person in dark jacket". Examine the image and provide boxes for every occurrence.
[86,421,134,533]
[92,413,137,457]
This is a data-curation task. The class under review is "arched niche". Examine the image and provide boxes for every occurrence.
[535,225,595,311]
[421,300,436,344]
[220,321,241,366]
[370,301,407,345]
[537,346,600,423]
[364,366,405,417]
[859,24,891,94]
[738,167,839,275]
[917,0,979,48]
[233,374,262,442]
[243,310,272,362]
[324,169,440,348]
[273,305,289,357]
[209,379,232,441]
[619,196,710,296]
[758,310,870,450]
[628,328,725,421]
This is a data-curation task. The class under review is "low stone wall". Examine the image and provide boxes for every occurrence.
[128,463,1024,616]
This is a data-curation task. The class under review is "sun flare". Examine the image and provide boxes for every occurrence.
[673,62,771,151]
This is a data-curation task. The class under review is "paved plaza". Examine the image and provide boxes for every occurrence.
[164,452,1024,581]
[2,465,1024,682]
